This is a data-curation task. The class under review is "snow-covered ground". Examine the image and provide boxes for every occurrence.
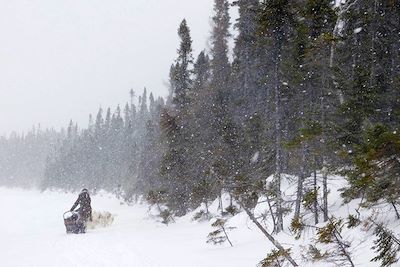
[0,187,267,267]
[1,177,399,267]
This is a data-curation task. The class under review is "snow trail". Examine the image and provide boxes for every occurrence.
[0,187,263,267]
[2,180,392,267]
[1,188,164,267]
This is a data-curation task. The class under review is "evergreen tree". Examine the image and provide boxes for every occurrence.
[160,19,195,215]
[193,51,211,97]
[210,0,231,103]
[171,19,194,111]
[259,0,297,233]
[342,124,400,218]
[232,0,261,113]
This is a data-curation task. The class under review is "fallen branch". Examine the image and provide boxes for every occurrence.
[239,201,299,267]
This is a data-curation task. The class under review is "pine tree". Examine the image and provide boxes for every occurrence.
[140,88,148,115]
[104,107,111,133]
[206,218,235,247]
[193,51,211,98]
[171,19,194,111]
[210,0,231,102]
[342,124,400,218]
[288,0,337,222]
[232,0,261,113]
[372,223,400,267]
[259,0,297,233]
[335,0,400,150]
[160,19,195,215]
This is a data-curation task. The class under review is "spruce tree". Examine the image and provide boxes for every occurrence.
[259,0,297,233]
[232,0,261,112]
[161,19,195,215]
[171,19,194,111]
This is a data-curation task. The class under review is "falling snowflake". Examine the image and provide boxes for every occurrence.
[250,151,260,163]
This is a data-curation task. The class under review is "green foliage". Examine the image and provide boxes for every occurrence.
[305,245,330,262]
[302,189,318,210]
[192,210,210,222]
[310,218,355,266]
[159,209,174,225]
[371,224,400,266]
[225,205,239,216]
[341,125,400,207]
[290,217,304,240]
[210,218,227,228]
[190,179,214,209]
[207,218,236,247]
[146,190,166,206]
[300,122,323,140]
[346,214,361,229]
[259,0,294,42]
[232,174,260,209]
[317,218,343,244]
[257,249,291,267]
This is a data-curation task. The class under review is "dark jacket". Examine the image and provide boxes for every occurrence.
[71,190,92,221]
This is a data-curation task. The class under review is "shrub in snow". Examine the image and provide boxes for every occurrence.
[145,190,175,224]
[292,215,355,266]
[304,245,330,263]
[257,248,291,267]
[302,189,318,211]
[224,205,239,216]
[290,217,304,240]
[192,210,211,222]
[311,218,355,267]
[346,214,361,229]
[146,190,167,208]
[159,209,175,224]
[206,218,235,247]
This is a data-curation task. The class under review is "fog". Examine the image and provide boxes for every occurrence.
[0,0,236,135]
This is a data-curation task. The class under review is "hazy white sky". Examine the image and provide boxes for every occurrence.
[0,0,237,136]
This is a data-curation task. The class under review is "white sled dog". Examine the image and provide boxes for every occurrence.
[87,211,114,229]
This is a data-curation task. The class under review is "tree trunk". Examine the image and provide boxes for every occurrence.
[266,194,277,230]
[330,0,360,104]
[330,0,360,105]
[391,202,400,220]
[313,164,319,225]
[320,72,329,222]
[274,45,284,233]
[322,160,329,222]
[222,226,233,247]
[218,191,223,212]
[333,229,355,267]
[240,201,299,267]
[294,144,306,220]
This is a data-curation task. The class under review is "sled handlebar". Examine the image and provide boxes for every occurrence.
[63,211,77,219]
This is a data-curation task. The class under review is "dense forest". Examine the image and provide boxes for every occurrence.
[0,0,399,266]
[0,126,62,187]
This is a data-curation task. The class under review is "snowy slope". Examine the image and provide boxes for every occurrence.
[1,178,399,267]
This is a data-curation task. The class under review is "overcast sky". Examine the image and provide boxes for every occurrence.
[0,0,237,136]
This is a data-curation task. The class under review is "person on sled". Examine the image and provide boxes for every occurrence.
[70,188,92,233]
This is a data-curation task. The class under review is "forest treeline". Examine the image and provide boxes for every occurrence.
[0,0,399,264]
